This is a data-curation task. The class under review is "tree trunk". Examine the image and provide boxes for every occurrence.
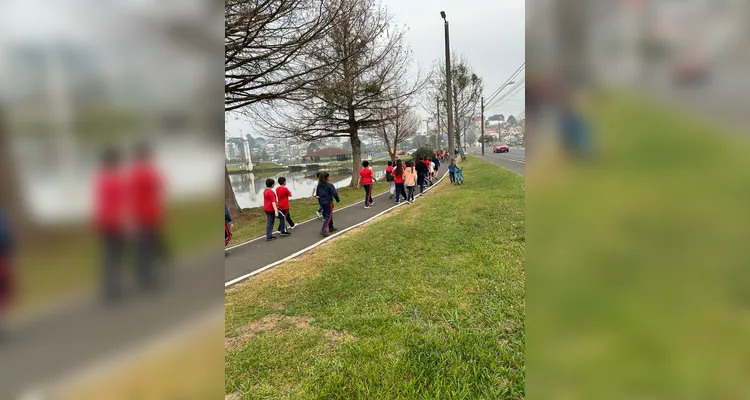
[349,128,362,187]
[453,103,466,161]
[225,165,241,215]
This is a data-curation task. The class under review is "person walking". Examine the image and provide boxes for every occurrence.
[0,213,15,320]
[403,160,417,203]
[263,178,290,241]
[310,172,324,220]
[448,159,457,184]
[385,161,396,199]
[316,172,340,236]
[93,148,127,302]
[225,203,233,247]
[393,160,407,204]
[357,160,377,208]
[432,155,441,179]
[276,177,296,230]
[415,156,428,196]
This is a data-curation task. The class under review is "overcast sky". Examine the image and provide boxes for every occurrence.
[227,0,526,138]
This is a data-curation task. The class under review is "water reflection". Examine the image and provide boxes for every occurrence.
[230,165,386,209]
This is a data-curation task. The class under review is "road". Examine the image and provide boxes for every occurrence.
[0,252,224,399]
[471,147,526,176]
[225,171,449,286]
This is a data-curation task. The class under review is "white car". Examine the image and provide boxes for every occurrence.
[406,149,417,155]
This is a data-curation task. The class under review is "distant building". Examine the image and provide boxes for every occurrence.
[301,147,351,163]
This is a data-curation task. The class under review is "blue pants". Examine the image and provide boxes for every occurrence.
[265,211,284,238]
[407,185,415,201]
[395,182,406,203]
[417,173,425,194]
[449,171,455,183]
[320,202,334,233]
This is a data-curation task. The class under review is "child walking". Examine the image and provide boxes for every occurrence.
[316,172,340,236]
[404,160,417,203]
[393,160,407,204]
[263,178,290,241]
[276,177,295,230]
[385,161,395,199]
[357,160,377,208]
[310,172,324,220]
[448,160,457,184]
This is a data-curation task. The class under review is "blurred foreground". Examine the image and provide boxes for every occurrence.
[527,0,750,397]
[0,0,224,398]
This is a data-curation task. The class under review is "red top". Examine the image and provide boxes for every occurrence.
[93,169,126,232]
[359,168,374,185]
[386,166,394,175]
[276,186,292,209]
[129,161,164,228]
[263,188,277,213]
[423,160,431,170]
[393,167,404,184]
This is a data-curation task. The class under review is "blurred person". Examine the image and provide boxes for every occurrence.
[225,203,233,247]
[432,154,441,178]
[310,172,324,220]
[393,160,406,204]
[403,160,417,203]
[128,143,166,292]
[385,161,395,199]
[0,212,14,324]
[415,156,428,195]
[558,97,593,159]
[93,148,127,302]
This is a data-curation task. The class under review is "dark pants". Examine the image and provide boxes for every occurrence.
[449,171,456,183]
[265,211,279,238]
[279,209,294,231]
[417,173,425,194]
[407,185,415,201]
[320,202,334,233]
[102,231,126,301]
[395,182,407,203]
[135,227,161,291]
[363,184,373,206]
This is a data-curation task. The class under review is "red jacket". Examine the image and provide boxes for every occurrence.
[93,169,126,232]
[276,186,292,209]
[129,161,164,228]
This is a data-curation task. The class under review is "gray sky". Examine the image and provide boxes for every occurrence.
[228,0,526,138]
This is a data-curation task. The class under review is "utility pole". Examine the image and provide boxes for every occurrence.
[436,98,441,150]
[441,11,455,162]
[480,96,485,155]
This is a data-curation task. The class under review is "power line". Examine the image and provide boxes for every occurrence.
[486,79,525,110]
[485,62,525,105]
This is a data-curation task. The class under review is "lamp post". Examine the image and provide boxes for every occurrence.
[440,11,455,162]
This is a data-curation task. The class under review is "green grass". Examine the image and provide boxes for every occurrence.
[254,162,284,171]
[225,156,526,399]
[228,166,250,173]
[17,197,217,310]
[527,92,750,397]
[230,181,389,244]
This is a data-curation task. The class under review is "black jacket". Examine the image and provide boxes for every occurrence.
[316,182,340,204]
[415,161,428,175]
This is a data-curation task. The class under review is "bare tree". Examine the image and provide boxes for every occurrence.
[427,53,482,161]
[376,98,421,162]
[225,0,346,111]
[252,0,423,184]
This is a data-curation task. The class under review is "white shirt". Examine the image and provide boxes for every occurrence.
[429,162,435,173]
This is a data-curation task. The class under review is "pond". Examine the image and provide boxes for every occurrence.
[230,165,387,209]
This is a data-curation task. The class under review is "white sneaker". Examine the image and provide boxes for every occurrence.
[316,211,322,220]
[365,205,371,209]
[290,224,296,230]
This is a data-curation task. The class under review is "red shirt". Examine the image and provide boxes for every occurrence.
[263,188,277,213]
[385,165,394,178]
[423,160,431,170]
[393,168,404,184]
[129,161,164,228]
[94,169,125,232]
[276,186,292,209]
[359,168,374,185]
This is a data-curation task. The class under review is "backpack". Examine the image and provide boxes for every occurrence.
[385,167,394,182]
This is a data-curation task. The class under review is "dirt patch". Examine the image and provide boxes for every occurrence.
[225,392,241,400]
[226,315,355,350]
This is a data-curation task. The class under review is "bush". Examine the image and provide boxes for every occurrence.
[413,146,436,162]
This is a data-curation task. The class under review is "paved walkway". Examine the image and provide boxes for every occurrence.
[225,171,448,286]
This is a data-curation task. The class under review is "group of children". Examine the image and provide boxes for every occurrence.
[256,154,461,241]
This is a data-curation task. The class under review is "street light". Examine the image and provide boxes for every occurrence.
[480,81,516,156]
[440,11,455,161]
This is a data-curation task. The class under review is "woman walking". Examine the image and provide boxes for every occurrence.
[393,160,407,204]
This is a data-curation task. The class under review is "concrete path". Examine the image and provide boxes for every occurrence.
[225,171,448,286]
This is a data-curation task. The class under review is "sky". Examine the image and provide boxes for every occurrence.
[226,0,527,138]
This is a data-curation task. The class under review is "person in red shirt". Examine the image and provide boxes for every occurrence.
[275,176,295,231]
[93,148,127,301]
[0,212,14,318]
[263,178,290,241]
[393,160,407,204]
[356,160,377,208]
[128,143,165,292]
